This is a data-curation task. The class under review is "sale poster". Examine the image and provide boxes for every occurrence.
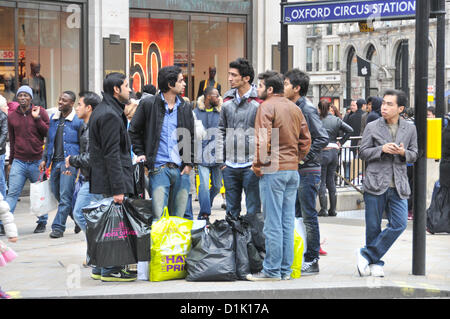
[130,18,174,93]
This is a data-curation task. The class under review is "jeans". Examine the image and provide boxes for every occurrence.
[197,165,222,218]
[0,154,7,199]
[50,161,76,232]
[319,149,338,211]
[297,172,321,262]
[5,159,48,225]
[361,188,408,266]
[260,170,299,278]
[72,181,104,233]
[149,166,190,219]
[222,166,261,218]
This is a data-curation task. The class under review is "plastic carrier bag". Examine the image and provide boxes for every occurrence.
[150,207,193,282]
[291,229,305,279]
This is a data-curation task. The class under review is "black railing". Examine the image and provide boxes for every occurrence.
[336,136,365,189]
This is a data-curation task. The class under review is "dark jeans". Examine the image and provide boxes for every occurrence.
[296,171,321,262]
[222,166,261,218]
[319,149,338,210]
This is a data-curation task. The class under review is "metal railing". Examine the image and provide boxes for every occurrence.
[336,136,365,189]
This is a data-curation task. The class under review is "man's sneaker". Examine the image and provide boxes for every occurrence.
[74,224,81,234]
[101,269,137,282]
[246,272,281,282]
[369,264,384,277]
[0,224,5,236]
[301,259,319,276]
[49,230,64,238]
[33,223,46,234]
[91,270,101,280]
[281,275,291,280]
[319,246,328,256]
[356,249,371,277]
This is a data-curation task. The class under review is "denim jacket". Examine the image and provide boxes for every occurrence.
[43,109,82,168]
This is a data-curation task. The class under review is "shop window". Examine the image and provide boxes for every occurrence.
[129,13,246,101]
[0,3,81,109]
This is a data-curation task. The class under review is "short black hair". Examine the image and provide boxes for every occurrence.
[284,68,310,97]
[79,91,101,110]
[258,70,284,94]
[63,90,76,102]
[229,58,255,84]
[143,84,157,95]
[356,99,366,109]
[103,72,126,95]
[158,65,182,93]
[383,89,407,108]
[204,86,218,97]
[427,106,436,115]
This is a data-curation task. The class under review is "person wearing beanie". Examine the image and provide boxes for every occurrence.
[4,85,50,234]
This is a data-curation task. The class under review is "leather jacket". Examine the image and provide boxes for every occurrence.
[69,122,90,180]
[321,113,353,145]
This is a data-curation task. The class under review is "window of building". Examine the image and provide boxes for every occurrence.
[0,2,83,109]
[336,44,340,70]
[129,12,246,101]
[327,45,333,71]
[306,47,312,72]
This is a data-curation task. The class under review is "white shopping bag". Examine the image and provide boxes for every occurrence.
[294,217,307,266]
[137,261,149,281]
[30,179,58,217]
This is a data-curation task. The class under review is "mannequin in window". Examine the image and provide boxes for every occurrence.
[2,75,16,103]
[197,66,221,100]
[29,61,47,109]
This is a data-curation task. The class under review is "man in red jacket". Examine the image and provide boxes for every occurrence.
[6,85,50,233]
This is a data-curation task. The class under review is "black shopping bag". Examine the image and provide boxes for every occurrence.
[83,197,153,267]
[133,162,146,199]
[426,182,450,234]
[185,219,236,281]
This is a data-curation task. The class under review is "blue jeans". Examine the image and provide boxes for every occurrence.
[49,161,76,232]
[222,166,261,218]
[5,159,48,224]
[149,166,190,219]
[361,188,408,266]
[297,172,321,262]
[0,154,7,199]
[197,165,222,218]
[260,170,299,278]
[73,181,104,233]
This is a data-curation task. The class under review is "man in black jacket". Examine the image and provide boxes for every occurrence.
[129,66,194,219]
[284,69,329,275]
[65,91,103,234]
[88,72,136,282]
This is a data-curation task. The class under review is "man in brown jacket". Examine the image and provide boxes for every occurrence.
[247,71,311,281]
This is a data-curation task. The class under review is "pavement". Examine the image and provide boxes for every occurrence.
[0,193,449,300]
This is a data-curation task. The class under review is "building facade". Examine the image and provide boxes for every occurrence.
[0,0,449,114]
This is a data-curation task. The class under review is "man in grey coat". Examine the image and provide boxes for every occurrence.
[357,89,418,278]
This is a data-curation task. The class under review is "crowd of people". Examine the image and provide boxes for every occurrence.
[0,56,421,291]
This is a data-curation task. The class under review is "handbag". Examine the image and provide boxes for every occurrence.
[30,172,58,217]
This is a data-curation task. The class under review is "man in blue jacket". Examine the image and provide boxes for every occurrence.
[40,91,82,238]
[194,86,223,220]
[284,69,329,275]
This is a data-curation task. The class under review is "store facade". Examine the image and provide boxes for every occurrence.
[128,0,251,101]
[0,0,87,108]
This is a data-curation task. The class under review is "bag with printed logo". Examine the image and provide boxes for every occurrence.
[83,198,153,267]
[150,207,193,282]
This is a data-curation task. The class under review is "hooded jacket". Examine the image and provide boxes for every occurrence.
[217,86,262,165]
[193,95,222,166]
[366,96,382,125]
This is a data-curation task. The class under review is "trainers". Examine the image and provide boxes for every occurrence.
[319,246,328,256]
[74,224,81,234]
[369,264,384,277]
[281,275,291,280]
[33,223,46,233]
[301,259,319,276]
[246,272,281,282]
[356,249,371,277]
[49,230,64,238]
[91,270,101,280]
[101,269,137,282]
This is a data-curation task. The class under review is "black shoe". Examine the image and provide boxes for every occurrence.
[328,210,337,217]
[318,209,328,217]
[101,269,137,282]
[0,224,5,236]
[33,223,46,234]
[301,259,319,276]
[221,203,226,210]
[49,230,64,238]
[74,224,81,234]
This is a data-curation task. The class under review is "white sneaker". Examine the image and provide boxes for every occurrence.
[369,264,385,277]
[356,249,371,277]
